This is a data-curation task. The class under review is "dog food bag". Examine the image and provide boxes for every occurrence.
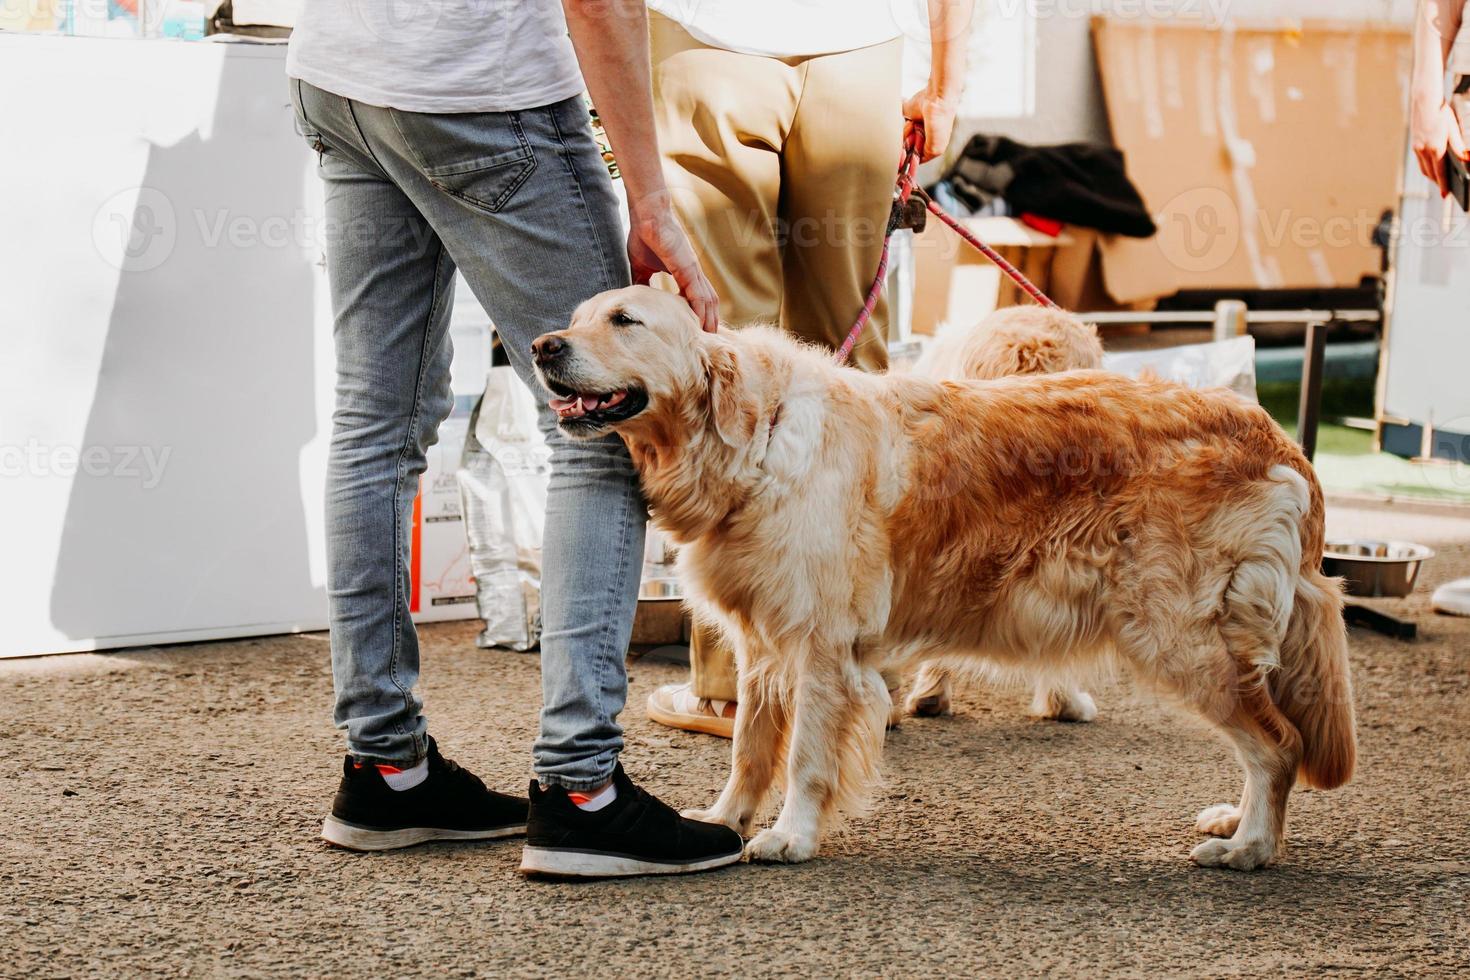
[410,412,479,623]
[458,366,552,651]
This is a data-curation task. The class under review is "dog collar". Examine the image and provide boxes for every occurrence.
[755,402,782,468]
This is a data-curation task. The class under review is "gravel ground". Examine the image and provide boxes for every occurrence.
[3,498,1468,977]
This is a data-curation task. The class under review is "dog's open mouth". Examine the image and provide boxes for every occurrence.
[545,379,648,427]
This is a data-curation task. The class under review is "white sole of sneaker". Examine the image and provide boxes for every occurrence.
[517,845,744,878]
[321,815,526,852]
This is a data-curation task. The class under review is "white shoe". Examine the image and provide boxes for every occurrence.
[646,682,736,739]
[1432,577,1470,617]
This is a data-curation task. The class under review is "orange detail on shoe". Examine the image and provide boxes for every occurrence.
[567,792,592,805]
[704,699,738,721]
[374,764,405,775]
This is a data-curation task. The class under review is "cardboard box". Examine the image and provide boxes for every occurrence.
[1091,17,1411,300]
[910,217,1157,332]
[910,217,1075,334]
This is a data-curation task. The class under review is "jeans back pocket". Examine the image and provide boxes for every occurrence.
[390,109,537,214]
[288,79,327,160]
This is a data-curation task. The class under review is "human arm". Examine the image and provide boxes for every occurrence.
[1410,0,1468,195]
[562,0,719,331]
[902,0,976,162]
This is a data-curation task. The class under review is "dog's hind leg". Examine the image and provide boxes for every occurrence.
[747,657,886,864]
[683,651,788,837]
[1188,684,1301,870]
[1134,614,1299,871]
[1187,546,1305,868]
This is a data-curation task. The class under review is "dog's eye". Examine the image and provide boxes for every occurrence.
[610,310,641,328]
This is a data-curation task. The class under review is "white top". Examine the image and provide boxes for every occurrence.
[647,0,904,58]
[286,0,584,113]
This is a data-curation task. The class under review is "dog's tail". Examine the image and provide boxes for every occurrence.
[1275,568,1356,789]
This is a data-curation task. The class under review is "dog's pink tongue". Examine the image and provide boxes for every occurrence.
[549,395,585,418]
[579,394,601,412]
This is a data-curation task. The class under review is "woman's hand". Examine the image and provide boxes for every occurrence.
[906,1,974,164]
[903,88,959,163]
[627,194,719,333]
[1412,97,1468,196]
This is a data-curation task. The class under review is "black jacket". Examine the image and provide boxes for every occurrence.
[937,134,1156,238]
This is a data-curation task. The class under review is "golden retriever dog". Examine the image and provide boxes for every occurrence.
[913,305,1104,383]
[905,307,1104,722]
[531,282,1355,871]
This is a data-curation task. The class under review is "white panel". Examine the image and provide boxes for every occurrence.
[1384,150,1470,436]
[0,37,332,656]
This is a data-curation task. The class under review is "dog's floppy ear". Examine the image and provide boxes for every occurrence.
[705,341,757,448]
[648,271,680,295]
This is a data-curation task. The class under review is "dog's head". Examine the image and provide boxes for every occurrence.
[531,275,759,446]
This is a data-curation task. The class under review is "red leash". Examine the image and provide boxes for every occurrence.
[833,123,1060,367]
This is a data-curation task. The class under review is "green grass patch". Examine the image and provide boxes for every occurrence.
[1254,377,1470,502]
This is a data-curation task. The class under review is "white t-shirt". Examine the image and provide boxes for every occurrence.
[286,0,585,113]
[647,0,904,58]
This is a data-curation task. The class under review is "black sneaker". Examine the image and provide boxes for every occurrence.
[321,736,528,851]
[518,764,744,878]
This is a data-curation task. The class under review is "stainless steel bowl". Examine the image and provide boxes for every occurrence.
[1322,539,1435,598]
[638,577,684,601]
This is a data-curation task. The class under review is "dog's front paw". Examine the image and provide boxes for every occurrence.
[1189,835,1276,871]
[681,807,752,836]
[1194,803,1242,837]
[745,828,819,864]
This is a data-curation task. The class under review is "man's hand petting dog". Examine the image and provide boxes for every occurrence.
[626,194,719,333]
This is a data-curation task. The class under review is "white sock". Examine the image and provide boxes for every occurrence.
[570,781,617,812]
[378,757,429,791]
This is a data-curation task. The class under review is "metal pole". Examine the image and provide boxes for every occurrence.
[1297,320,1329,461]
[1212,299,1248,340]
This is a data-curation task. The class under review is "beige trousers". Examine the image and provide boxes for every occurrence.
[651,13,903,701]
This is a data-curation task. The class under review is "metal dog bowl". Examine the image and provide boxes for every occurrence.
[1322,540,1434,598]
[639,577,684,601]
[633,576,687,646]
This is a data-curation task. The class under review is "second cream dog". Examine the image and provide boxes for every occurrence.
[905,307,1104,721]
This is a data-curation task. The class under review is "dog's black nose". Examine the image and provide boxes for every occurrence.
[532,335,567,364]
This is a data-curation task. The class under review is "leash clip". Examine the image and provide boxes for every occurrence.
[894,195,927,233]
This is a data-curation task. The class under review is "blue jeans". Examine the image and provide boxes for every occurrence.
[289,80,645,789]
